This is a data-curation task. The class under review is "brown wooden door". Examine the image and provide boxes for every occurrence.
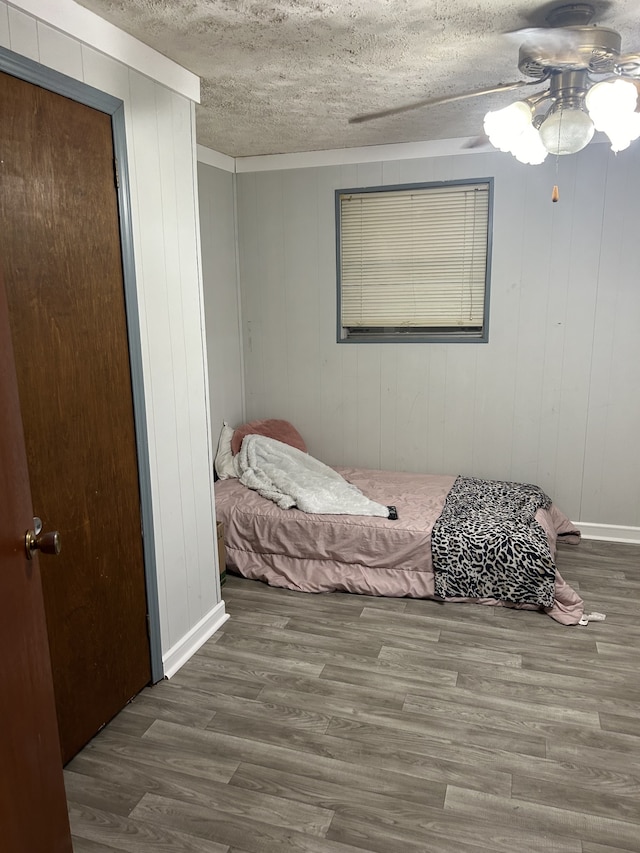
[0,71,152,763]
[0,275,73,853]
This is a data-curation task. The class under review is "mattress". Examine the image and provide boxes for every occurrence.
[214,466,584,625]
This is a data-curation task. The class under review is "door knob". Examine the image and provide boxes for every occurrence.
[25,517,61,560]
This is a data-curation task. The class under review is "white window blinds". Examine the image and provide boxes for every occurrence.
[339,182,490,332]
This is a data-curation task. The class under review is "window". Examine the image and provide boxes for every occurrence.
[336,179,493,343]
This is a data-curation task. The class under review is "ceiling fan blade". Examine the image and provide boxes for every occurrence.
[349,80,542,124]
[461,134,491,150]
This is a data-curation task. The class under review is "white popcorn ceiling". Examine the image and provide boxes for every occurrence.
[74,0,640,157]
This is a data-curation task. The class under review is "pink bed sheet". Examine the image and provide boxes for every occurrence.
[214,467,584,624]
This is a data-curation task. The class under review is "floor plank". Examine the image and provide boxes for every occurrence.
[444,786,640,851]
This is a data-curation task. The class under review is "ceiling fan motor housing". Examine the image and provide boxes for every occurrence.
[518,26,621,78]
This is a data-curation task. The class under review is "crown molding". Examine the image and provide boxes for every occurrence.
[233,136,490,173]
[197,144,235,173]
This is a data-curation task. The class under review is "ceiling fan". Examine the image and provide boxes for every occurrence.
[349,3,640,164]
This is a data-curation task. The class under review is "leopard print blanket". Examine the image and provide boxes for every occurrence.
[431,476,556,607]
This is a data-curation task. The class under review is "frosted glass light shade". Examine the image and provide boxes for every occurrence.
[586,78,638,118]
[586,78,640,152]
[483,102,533,152]
[511,125,548,164]
[539,106,595,154]
[603,111,640,152]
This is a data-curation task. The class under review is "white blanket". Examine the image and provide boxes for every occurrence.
[236,434,390,517]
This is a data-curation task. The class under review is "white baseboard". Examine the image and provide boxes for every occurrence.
[162,600,229,679]
[575,522,640,545]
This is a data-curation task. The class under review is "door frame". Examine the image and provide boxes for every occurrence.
[0,45,163,683]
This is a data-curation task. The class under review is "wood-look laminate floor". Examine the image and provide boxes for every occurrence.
[66,539,640,853]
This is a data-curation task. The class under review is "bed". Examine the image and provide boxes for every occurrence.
[214,420,586,625]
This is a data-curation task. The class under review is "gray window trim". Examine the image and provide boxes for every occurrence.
[0,46,163,683]
[335,177,494,344]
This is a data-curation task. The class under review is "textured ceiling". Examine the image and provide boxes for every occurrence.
[74,0,640,158]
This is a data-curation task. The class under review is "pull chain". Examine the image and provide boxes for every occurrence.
[552,149,559,203]
[552,110,561,203]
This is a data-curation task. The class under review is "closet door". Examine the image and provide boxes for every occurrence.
[0,70,151,763]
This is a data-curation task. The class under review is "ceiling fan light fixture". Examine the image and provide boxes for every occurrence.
[586,77,639,116]
[539,103,595,154]
[586,78,640,152]
[596,109,640,152]
[483,101,533,153]
[511,124,549,164]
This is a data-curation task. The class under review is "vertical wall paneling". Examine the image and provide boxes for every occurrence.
[551,146,607,515]
[603,179,640,521]
[393,346,429,473]
[581,151,640,524]
[6,5,37,60]
[378,343,398,473]
[281,168,321,445]
[0,5,9,45]
[508,164,557,486]
[424,345,448,475]
[354,161,383,189]
[36,21,83,79]
[198,162,244,432]
[257,171,290,417]
[339,342,360,468]
[157,85,205,639]
[534,156,578,495]
[189,137,222,616]
[441,344,477,476]
[581,155,626,523]
[354,345,383,468]
[127,72,186,652]
[2,0,224,673]
[233,142,640,531]
[236,171,266,417]
[183,106,221,626]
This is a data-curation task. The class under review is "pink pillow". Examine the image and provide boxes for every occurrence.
[231,419,307,456]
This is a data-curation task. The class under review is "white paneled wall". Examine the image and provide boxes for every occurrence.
[235,145,640,534]
[1,1,225,673]
[198,161,245,434]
